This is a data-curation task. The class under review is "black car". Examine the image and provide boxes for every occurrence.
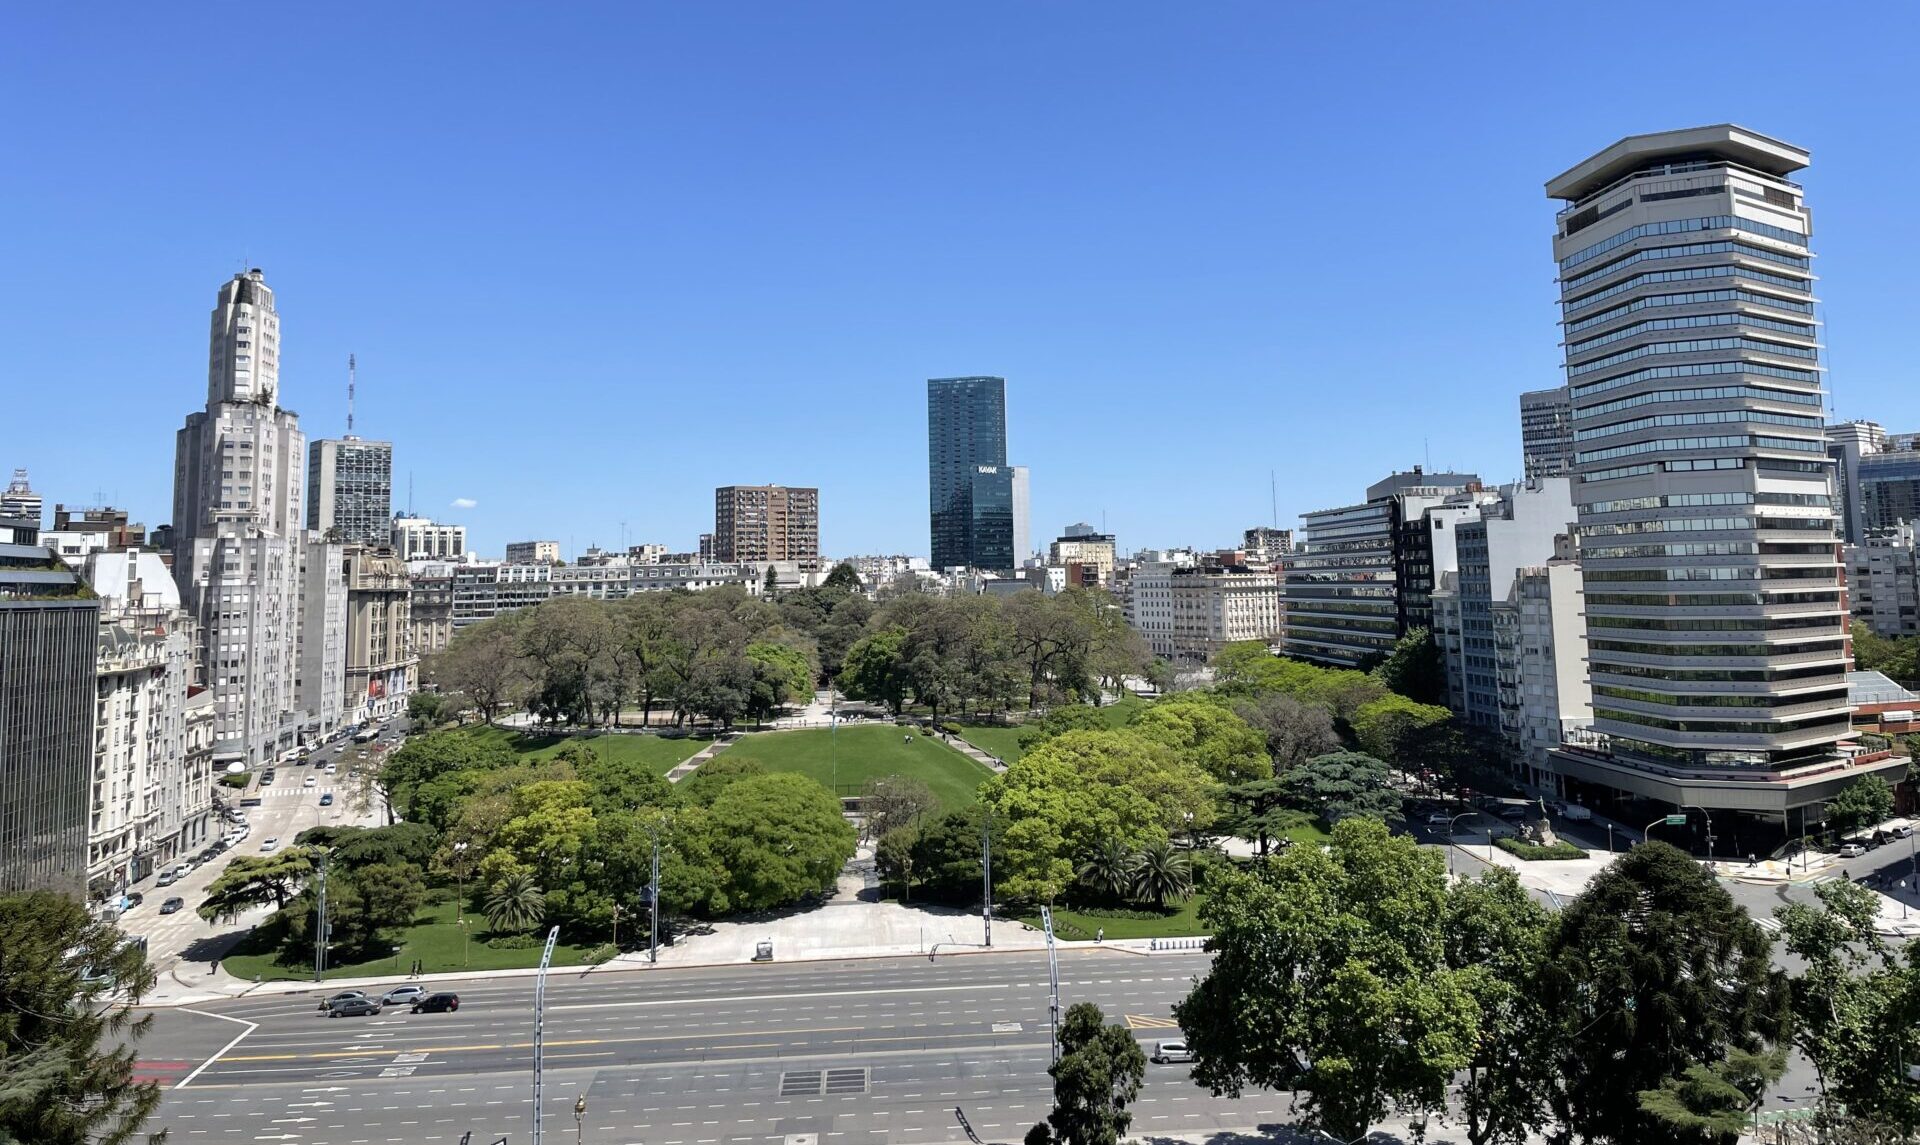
[329,996,382,1018]
[411,992,460,1014]
[124,892,145,909]
[159,897,185,914]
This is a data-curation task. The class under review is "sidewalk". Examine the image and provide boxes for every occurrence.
[942,732,1008,773]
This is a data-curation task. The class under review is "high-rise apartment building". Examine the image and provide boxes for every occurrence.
[391,515,467,561]
[307,437,394,546]
[171,270,308,768]
[1860,441,1920,533]
[1545,126,1897,820]
[928,377,1029,570]
[504,540,562,565]
[1519,386,1576,479]
[1282,468,1481,667]
[1242,526,1294,566]
[1848,525,1920,638]
[713,485,820,571]
[1050,525,1117,587]
[1826,420,1887,544]
[0,530,97,896]
[1,469,42,528]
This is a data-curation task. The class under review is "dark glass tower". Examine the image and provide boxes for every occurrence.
[928,376,1007,569]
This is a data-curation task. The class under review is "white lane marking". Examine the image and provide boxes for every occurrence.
[176,1008,260,1090]
[548,982,1028,1014]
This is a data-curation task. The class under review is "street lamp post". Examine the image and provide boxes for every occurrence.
[1681,804,1717,861]
[453,841,469,924]
[1445,813,1476,877]
[981,809,994,948]
[573,1094,586,1144]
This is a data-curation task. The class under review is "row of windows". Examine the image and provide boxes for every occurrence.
[1564,262,1813,316]
[1594,661,1844,685]
[1580,490,1831,514]
[1592,638,1846,658]
[1567,310,1817,357]
[1564,287,1814,335]
[1570,336,1819,379]
[1586,590,1840,607]
[1589,614,1838,632]
[1572,359,1821,401]
[1578,384,1822,422]
[1596,684,1849,709]
[1585,515,1833,538]
[1597,708,1852,736]
[1586,565,1834,583]
[1561,239,1810,294]
[1575,407,1821,442]
[1578,433,1823,465]
[1585,540,1834,559]
[1560,214,1807,271]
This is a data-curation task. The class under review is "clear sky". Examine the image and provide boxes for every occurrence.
[4,4,1917,560]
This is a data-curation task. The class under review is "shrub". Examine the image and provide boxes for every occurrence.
[218,772,251,789]
[484,933,540,950]
[939,722,963,737]
[1495,836,1589,861]
[585,942,618,964]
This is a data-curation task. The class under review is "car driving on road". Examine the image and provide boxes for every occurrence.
[1151,1039,1193,1064]
[410,992,460,1013]
[159,897,185,914]
[329,996,382,1018]
[382,985,428,1006]
[319,990,369,1013]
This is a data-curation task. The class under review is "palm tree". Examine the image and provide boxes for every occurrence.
[1129,840,1193,909]
[1076,838,1137,903]
[484,871,546,934]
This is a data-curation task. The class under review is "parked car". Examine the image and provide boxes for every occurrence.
[1151,1039,1194,1064]
[159,897,185,914]
[124,891,145,909]
[410,992,460,1014]
[260,770,276,786]
[156,870,177,888]
[329,996,383,1018]
[260,837,280,853]
[1497,804,1531,821]
[1839,842,1868,859]
[1425,812,1454,828]
[319,990,369,1012]
[382,985,429,1006]
[319,793,334,806]
[1560,804,1594,822]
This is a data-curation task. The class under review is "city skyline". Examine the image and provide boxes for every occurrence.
[6,7,1920,560]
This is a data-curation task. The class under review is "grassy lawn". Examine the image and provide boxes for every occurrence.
[219,899,599,982]
[1014,894,1210,941]
[957,695,1147,765]
[719,724,994,809]
[459,725,709,776]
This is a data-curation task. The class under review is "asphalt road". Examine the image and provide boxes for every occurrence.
[136,950,1322,1145]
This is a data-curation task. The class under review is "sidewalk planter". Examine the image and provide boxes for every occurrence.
[1495,837,1590,861]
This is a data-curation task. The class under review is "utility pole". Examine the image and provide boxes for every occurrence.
[981,810,994,948]
[531,925,560,1145]
[1040,905,1061,1062]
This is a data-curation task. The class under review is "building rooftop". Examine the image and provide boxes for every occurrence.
[1546,124,1808,202]
[1849,670,1918,708]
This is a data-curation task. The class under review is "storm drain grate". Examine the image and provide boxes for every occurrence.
[823,1068,870,1095]
[779,1070,824,1096]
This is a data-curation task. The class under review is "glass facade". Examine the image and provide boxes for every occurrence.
[307,438,394,547]
[927,376,1008,570]
[968,466,1016,572]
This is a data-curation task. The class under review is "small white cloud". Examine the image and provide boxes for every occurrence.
[450,497,477,510]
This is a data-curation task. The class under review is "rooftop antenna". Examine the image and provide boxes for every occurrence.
[346,353,357,436]
[407,471,414,516]
[1424,436,1431,471]
[1270,470,1277,528]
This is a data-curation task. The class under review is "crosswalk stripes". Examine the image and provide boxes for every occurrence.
[1808,874,1845,886]
[1753,916,1783,934]
[1125,1013,1181,1030]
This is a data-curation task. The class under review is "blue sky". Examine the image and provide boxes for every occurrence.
[4,4,1917,559]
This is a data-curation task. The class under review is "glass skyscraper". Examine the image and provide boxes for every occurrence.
[928,376,1014,570]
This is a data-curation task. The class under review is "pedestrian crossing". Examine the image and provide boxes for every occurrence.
[1753,916,1783,934]
[252,785,337,799]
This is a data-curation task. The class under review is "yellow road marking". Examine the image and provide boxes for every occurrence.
[1124,1014,1180,1029]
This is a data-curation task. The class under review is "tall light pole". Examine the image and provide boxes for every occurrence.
[573,1094,586,1144]
[453,841,469,923]
[1444,812,1476,877]
[1039,905,1061,1062]
[313,851,330,982]
[648,818,663,964]
[531,925,561,1145]
[981,809,994,948]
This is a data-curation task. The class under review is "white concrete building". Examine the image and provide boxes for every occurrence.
[79,549,210,893]
[296,537,346,741]
[1545,126,1897,820]
[391,515,467,561]
[1509,554,1593,783]
[1847,525,1919,638]
[1167,566,1283,665]
[171,269,308,769]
